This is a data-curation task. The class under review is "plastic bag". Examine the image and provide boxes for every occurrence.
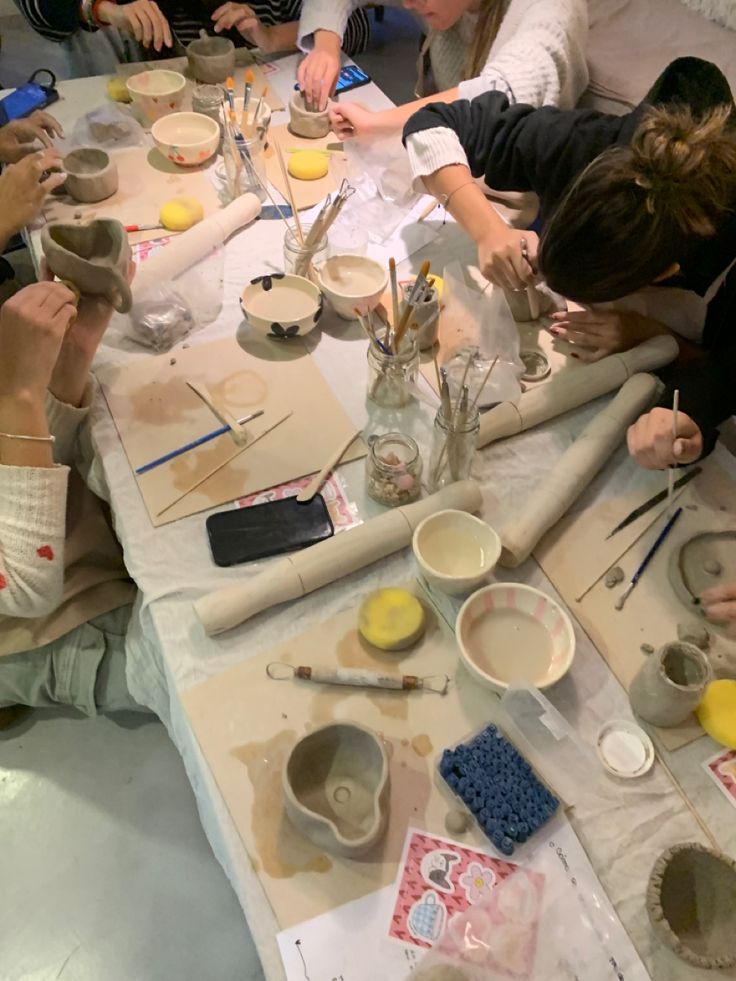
[339,134,420,242]
[71,104,145,149]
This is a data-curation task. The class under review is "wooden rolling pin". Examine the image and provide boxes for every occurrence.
[131,193,262,300]
[499,373,659,568]
[195,479,483,636]
[477,334,678,448]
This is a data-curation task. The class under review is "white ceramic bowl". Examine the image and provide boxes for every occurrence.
[152,112,220,168]
[126,69,187,123]
[240,273,324,340]
[413,510,500,596]
[316,254,388,321]
[456,583,575,692]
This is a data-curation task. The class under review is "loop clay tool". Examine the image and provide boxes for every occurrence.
[266,663,449,695]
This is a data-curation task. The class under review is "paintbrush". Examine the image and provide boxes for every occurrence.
[394,260,431,351]
[389,257,399,339]
[135,411,265,475]
[241,68,254,132]
[615,507,683,611]
[251,85,268,136]
[417,198,439,222]
[605,466,702,540]
[225,75,236,113]
[667,388,680,516]
[355,309,391,355]
[275,143,304,244]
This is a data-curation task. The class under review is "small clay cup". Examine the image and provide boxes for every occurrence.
[629,641,712,727]
[186,35,235,84]
[647,843,736,969]
[41,220,132,314]
[401,280,439,350]
[63,147,118,204]
[289,91,330,139]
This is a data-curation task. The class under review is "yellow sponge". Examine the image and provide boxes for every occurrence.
[288,150,329,181]
[358,588,426,652]
[159,196,204,232]
[107,77,132,103]
[697,680,736,748]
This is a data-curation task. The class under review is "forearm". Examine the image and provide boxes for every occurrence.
[0,392,54,468]
[422,165,508,246]
[298,0,361,50]
[370,88,462,137]
[48,341,94,410]
[260,20,298,54]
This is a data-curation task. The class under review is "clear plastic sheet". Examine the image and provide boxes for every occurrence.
[70,104,145,149]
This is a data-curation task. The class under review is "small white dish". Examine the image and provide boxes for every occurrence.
[456,583,575,692]
[413,510,500,596]
[240,273,324,340]
[316,254,388,321]
[126,69,186,124]
[152,112,220,168]
[596,720,655,779]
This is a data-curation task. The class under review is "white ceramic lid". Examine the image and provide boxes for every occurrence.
[596,719,654,779]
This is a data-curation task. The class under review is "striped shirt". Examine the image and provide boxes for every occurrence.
[15,0,91,41]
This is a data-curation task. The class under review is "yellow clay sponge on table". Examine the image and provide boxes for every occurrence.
[358,588,426,651]
[697,680,736,748]
[288,150,329,181]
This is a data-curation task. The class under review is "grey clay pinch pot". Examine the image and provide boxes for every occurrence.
[63,147,118,203]
[289,91,330,139]
[647,842,736,969]
[629,641,712,727]
[186,35,235,84]
[41,220,132,314]
[283,722,390,857]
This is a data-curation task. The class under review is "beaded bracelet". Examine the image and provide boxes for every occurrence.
[0,432,55,443]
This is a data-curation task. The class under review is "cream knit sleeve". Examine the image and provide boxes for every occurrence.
[298,0,401,50]
[457,0,589,110]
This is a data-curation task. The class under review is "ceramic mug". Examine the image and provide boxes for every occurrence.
[41,219,132,314]
[63,147,118,204]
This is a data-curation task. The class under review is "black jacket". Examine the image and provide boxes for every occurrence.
[404,57,736,456]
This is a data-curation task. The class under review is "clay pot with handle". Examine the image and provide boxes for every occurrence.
[41,220,132,314]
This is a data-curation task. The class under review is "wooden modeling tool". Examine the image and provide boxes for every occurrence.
[266,662,450,694]
[519,236,540,319]
[296,430,361,503]
[186,380,248,446]
[135,410,265,475]
[605,466,701,540]
[667,388,680,515]
[275,144,304,243]
[615,506,683,611]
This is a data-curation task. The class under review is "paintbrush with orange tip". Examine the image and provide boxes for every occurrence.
[241,68,254,131]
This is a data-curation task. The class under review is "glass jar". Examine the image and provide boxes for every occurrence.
[366,334,419,408]
[238,135,267,203]
[428,402,480,491]
[366,433,422,507]
[191,84,225,129]
[283,224,329,279]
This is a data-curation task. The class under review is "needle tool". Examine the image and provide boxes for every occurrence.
[605,466,701,540]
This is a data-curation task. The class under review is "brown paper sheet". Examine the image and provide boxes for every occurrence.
[98,333,366,526]
[265,124,343,211]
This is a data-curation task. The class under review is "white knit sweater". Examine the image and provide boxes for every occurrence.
[298,0,589,109]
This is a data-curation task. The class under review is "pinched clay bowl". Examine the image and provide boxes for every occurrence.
[63,147,118,203]
[186,34,235,84]
[283,722,390,857]
[316,254,388,321]
[647,843,736,969]
[152,112,220,167]
[240,273,323,340]
[289,90,330,139]
[126,69,186,124]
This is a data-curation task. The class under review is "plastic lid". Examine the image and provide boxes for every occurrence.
[596,720,654,779]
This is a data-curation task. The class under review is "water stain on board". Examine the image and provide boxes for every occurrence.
[232,730,332,880]
[411,734,433,758]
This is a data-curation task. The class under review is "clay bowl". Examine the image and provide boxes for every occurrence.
[413,510,501,596]
[63,147,118,203]
[186,34,235,84]
[126,69,186,124]
[647,843,736,969]
[41,219,132,313]
[456,583,575,692]
[316,254,388,321]
[289,90,330,139]
[240,273,324,340]
[151,112,220,168]
[283,723,390,857]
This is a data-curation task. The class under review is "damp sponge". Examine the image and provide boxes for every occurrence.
[107,76,132,103]
[358,588,426,651]
[159,196,204,232]
[697,680,736,748]
[288,150,329,181]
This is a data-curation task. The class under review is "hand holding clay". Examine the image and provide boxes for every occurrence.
[0,283,77,400]
[328,101,385,139]
[0,149,65,239]
[626,407,703,469]
[96,0,172,51]
[211,3,272,50]
[550,308,669,363]
[298,39,341,112]
[700,582,736,636]
[0,111,64,162]
[477,227,537,293]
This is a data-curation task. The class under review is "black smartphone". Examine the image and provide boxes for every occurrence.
[0,71,59,126]
[334,65,371,95]
[206,494,334,567]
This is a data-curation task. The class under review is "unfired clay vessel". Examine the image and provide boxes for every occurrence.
[647,842,736,969]
[289,91,330,139]
[669,531,736,632]
[63,147,118,203]
[629,641,711,727]
[41,220,132,313]
[283,722,390,857]
[186,34,235,84]
[402,280,439,350]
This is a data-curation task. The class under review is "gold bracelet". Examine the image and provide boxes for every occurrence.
[0,431,55,443]
[439,179,478,224]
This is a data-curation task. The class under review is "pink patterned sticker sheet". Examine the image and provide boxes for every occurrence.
[389,830,544,978]
[703,748,736,809]
[236,472,360,533]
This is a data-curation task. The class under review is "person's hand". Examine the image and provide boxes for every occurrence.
[626,407,703,469]
[96,0,173,51]
[701,583,736,636]
[549,308,665,363]
[0,283,77,401]
[299,43,341,112]
[0,111,64,163]
[328,101,383,139]
[0,149,65,240]
[477,228,537,292]
[212,3,273,50]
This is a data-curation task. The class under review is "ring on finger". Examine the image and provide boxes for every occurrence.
[520,236,529,264]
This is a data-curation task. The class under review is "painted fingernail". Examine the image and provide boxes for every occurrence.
[570,352,580,360]
[550,326,560,336]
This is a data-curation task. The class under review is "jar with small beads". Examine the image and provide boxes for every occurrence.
[366,433,422,507]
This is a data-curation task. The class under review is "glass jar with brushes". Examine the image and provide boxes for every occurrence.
[366,433,422,507]
[429,397,480,491]
[283,223,329,279]
[366,332,419,409]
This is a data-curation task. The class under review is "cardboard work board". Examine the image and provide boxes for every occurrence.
[182,585,505,930]
[98,333,366,526]
[265,123,343,211]
[42,146,223,246]
[535,455,736,752]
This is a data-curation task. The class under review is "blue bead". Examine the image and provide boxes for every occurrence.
[457,778,469,794]
[479,808,490,824]
[446,774,460,791]
[470,797,484,815]
[491,830,503,848]
[499,836,515,856]
[506,823,518,840]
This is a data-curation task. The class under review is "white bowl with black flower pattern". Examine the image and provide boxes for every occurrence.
[240,273,324,340]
